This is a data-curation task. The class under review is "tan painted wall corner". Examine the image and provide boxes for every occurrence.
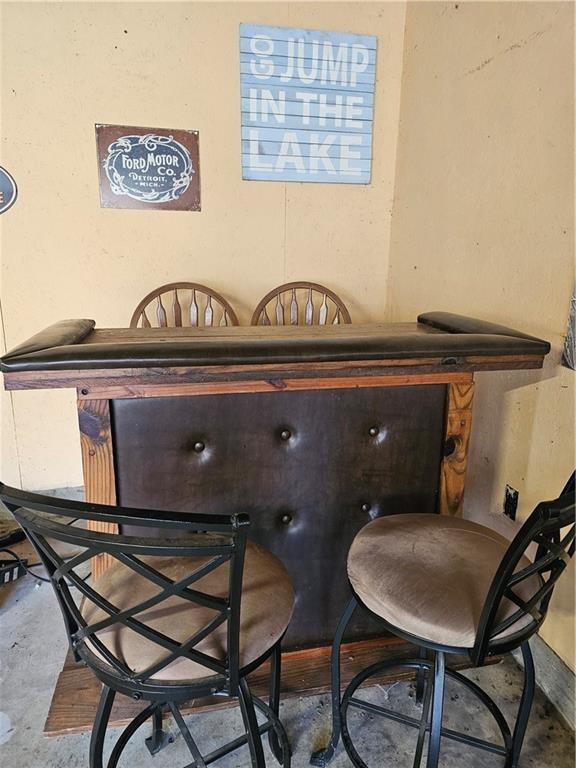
[389,1,575,669]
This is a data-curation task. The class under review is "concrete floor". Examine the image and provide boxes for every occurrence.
[1,551,574,768]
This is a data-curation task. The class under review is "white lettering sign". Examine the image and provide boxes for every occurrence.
[240,24,376,184]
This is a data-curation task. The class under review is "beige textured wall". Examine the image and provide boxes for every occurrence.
[389,2,574,668]
[0,1,406,489]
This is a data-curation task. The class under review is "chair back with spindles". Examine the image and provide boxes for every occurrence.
[130,282,239,329]
[250,281,351,326]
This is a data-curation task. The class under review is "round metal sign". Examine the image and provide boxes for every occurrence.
[0,166,18,214]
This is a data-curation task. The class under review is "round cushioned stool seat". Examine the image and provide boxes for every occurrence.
[347,514,541,649]
[82,541,295,682]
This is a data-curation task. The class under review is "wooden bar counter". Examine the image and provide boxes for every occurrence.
[1,312,549,731]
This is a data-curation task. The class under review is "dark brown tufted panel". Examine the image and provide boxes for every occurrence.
[112,385,446,649]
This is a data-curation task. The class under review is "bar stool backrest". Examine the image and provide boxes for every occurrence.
[0,484,249,697]
[473,473,575,665]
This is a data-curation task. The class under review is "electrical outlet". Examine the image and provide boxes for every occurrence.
[0,558,28,585]
[504,485,519,520]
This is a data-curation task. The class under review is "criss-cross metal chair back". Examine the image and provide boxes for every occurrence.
[130,282,239,328]
[473,472,575,664]
[0,484,248,700]
[1,484,293,768]
[251,281,352,326]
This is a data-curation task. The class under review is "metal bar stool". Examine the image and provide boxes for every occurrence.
[311,474,575,768]
[0,484,295,768]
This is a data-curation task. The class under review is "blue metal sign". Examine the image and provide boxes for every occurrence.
[240,23,377,184]
[0,166,17,214]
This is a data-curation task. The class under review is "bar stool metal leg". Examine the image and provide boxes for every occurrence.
[425,651,445,768]
[339,657,435,768]
[509,641,535,768]
[239,677,267,768]
[89,682,289,768]
[415,646,428,705]
[268,642,283,761]
[89,685,115,768]
[253,692,292,767]
[145,704,173,755]
[310,596,357,767]
[107,703,158,768]
[332,655,513,768]
[412,659,434,768]
[169,701,208,768]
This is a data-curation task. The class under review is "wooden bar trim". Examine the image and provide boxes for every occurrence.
[439,380,475,516]
[2,354,545,391]
[76,372,474,400]
[78,397,118,578]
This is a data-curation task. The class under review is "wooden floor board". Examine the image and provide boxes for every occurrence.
[45,636,412,736]
[44,636,496,736]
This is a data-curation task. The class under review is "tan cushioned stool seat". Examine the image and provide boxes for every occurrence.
[82,541,294,682]
[347,514,541,649]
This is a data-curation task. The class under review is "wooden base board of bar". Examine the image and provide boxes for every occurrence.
[44,636,500,736]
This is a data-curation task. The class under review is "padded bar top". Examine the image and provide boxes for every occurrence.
[417,312,548,343]
[0,313,550,373]
[3,319,96,360]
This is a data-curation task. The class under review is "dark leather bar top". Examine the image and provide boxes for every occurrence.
[0,313,550,373]
[417,312,548,343]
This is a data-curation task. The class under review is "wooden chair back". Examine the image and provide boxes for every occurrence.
[130,282,239,328]
[250,281,351,326]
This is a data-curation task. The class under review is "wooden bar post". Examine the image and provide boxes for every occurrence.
[439,379,475,516]
[77,396,117,578]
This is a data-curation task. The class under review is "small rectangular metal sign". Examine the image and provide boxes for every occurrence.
[96,124,201,211]
[240,23,377,184]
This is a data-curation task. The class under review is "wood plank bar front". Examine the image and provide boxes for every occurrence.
[439,380,475,516]
[77,397,118,578]
[76,371,473,401]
